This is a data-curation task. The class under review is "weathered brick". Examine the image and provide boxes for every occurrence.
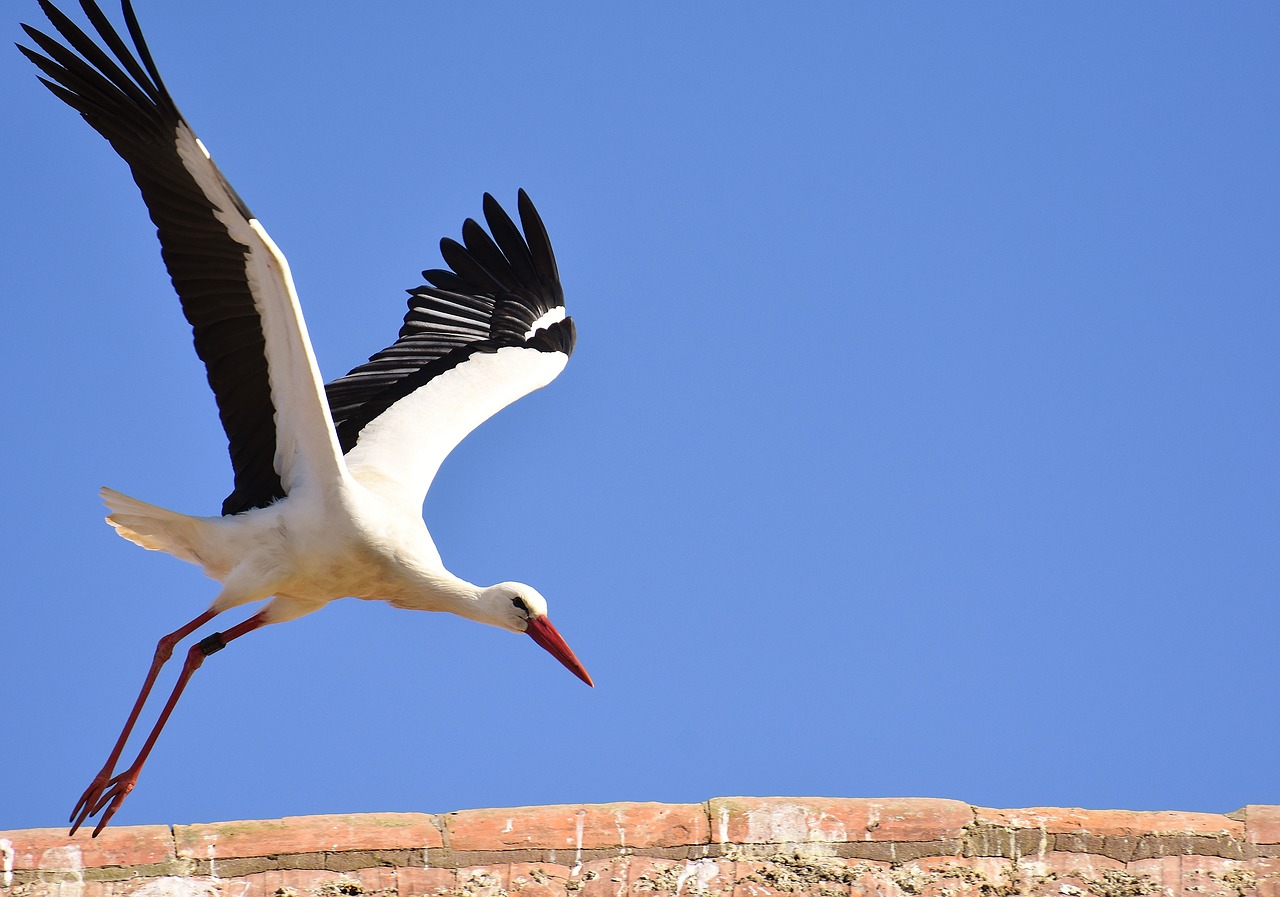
[4,799,1278,897]
[973,806,1243,839]
[976,806,1252,863]
[453,864,511,897]
[576,855,631,897]
[730,863,787,897]
[839,861,895,897]
[175,813,442,860]
[1256,857,1280,897]
[1181,856,1256,897]
[676,857,736,897]
[1127,854,1181,891]
[358,865,401,893]
[397,865,459,897]
[0,824,175,871]
[628,856,684,897]
[1255,856,1280,875]
[508,861,573,897]
[1250,806,1280,846]
[710,798,971,846]
[231,868,332,897]
[444,803,708,853]
[625,856,734,897]
[901,857,1021,897]
[93,877,177,896]
[1013,853,1125,897]
[3,880,139,897]
[730,855,875,897]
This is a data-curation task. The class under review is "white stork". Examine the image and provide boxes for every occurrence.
[19,0,592,837]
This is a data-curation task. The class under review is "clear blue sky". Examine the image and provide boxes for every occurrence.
[3,1,1277,832]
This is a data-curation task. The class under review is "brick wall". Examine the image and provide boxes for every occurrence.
[2,798,1278,897]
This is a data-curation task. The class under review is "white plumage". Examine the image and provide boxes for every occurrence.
[20,0,592,837]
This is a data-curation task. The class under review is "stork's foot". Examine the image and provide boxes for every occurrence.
[69,767,112,836]
[69,767,137,837]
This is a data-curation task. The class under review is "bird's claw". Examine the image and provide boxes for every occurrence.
[69,768,112,836]
[69,769,137,837]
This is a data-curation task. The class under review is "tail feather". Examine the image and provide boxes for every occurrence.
[100,487,206,566]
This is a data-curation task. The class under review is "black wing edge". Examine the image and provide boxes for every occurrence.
[19,0,282,516]
[17,0,255,220]
[325,190,574,454]
[18,0,172,131]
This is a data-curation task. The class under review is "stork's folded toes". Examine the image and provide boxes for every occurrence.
[88,769,139,837]
[69,767,113,836]
[70,767,139,838]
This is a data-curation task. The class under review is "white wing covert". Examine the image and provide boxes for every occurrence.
[325,191,576,510]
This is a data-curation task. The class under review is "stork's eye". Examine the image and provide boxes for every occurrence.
[512,596,530,613]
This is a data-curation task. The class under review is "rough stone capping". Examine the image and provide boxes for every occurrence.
[1,798,1277,897]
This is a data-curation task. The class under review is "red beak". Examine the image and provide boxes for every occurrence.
[525,614,594,687]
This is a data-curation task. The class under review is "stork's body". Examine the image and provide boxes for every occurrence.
[19,0,591,838]
[103,484,448,624]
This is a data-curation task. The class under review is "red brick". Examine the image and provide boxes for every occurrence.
[846,863,896,897]
[233,869,336,897]
[174,812,442,859]
[234,868,395,897]
[1254,856,1280,876]
[453,864,511,897]
[356,866,400,893]
[398,866,459,897]
[710,798,971,845]
[1032,856,1127,897]
[973,806,1243,839]
[628,856,684,897]
[1179,856,1255,897]
[656,858,734,897]
[0,824,174,870]
[509,861,574,897]
[731,862,787,897]
[1258,857,1280,897]
[1011,861,1078,897]
[730,857,860,897]
[577,855,632,897]
[445,802,708,852]
[8,881,119,897]
[903,857,1020,897]
[1248,806,1280,845]
[7,799,1276,897]
[1126,855,1180,893]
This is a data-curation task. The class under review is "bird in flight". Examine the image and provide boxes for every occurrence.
[18,0,592,837]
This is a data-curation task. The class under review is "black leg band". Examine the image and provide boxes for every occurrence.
[198,632,226,656]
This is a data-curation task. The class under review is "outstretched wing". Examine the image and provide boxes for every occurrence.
[326,190,576,512]
[19,0,346,515]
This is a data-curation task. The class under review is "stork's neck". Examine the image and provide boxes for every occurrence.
[381,568,513,630]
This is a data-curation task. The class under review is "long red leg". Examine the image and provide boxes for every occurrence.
[70,608,219,835]
[71,610,269,837]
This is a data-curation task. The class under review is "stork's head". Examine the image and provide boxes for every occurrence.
[483,583,593,687]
